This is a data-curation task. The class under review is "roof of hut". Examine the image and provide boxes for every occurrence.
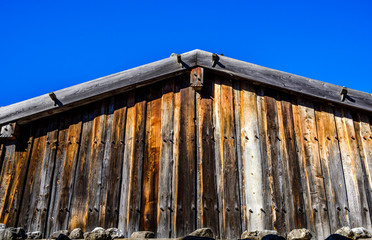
[1,49,372,126]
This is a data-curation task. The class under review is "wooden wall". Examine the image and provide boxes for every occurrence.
[0,72,372,240]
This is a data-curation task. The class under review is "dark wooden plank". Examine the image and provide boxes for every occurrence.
[0,127,33,226]
[172,78,196,237]
[353,113,372,224]
[118,90,146,236]
[140,83,162,233]
[256,88,274,230]
[279,95,306,229]
[157,80,175,238]
[292,97,330,239]
[263,90,286,235]
[197,50,372,113]
[196,77,219,237]
[99,94,127,228]
[335,108,372,229]
[213,77,241,239]
[233,81,265,231]
[68,104,95,231]
[314,104,349,232]
[17,119,48,232]
[0,51,198,125]
[46,109,82,235]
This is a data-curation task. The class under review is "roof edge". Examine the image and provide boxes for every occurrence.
[1,49,372,125]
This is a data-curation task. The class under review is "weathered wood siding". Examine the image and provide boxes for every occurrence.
[1,72,372,239]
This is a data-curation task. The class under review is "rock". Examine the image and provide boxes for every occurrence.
[241,230,260,240]
[130,231,155,239]
[287,229,312,240]
[51,230,70,239]
[351,228,371,239]
[188,228,213,238]
[0,228,27,240]
[84,231,111,240]
[336,227,354,239]
[69,228,83,239]
[91,228,105,234]
[326,234,352,240]
[26,231,42,239]
[105,228,124,239]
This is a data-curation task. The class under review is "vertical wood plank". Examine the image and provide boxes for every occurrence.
[234,81,265,231]
[118,89,146,236]
[314,104,349,232]
[213,77,241,239]
[265,91,286,235]
[85,100,109,230]
[279,95,307,229]
[68,104,95,231]
[0,127,33,226]
[292,97,330,240]
[196,77,219,237]
[172,78,196,237]
[157,80,175,238]
[99,94,127,228]
[353,113,372,224]
[140,84,162,233]
[0,140,17,223]
[256,88,273,230]
[46,110,82,235]
[335,108,372,229]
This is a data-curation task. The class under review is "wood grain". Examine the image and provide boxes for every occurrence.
[196,76,219,237]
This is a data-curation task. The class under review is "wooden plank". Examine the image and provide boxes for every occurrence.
[68,104,95,231]
[118,90,146,236]
[275,93,294,233]
[157,80,175,238]
[84,100,109,231]
[334,108,372,229]
[0,127,33,226]
[256,88,274,230]
[29,118,59,235]
[140,83,162,233]
[292,97,330,240]
[353,113,372,223]
[171,80,181,238]
[46,109,82,236]
[17,119,48,232]
[278,95,306,229]
[314,104,349,232]
[0,51,198,125]
[0,140,17,222]
[196,77,219,237]
[233,81,264,231]
[99,94,127,228]
[172,78,196,237]
[196,50,372,113]
[213,76,241,239]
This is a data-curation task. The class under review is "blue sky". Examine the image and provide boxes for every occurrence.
[1,0,371,107]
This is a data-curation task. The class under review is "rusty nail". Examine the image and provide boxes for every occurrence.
[120,140,124,144]
[276,137,281,141]
[313,208,318,212]
[304,137,308,141]
[275,207,279,212]
[160,207,164,212]
[249,209,253,213]
[260,208,266,213]
[364,207,369,212]
[327,137,331,140]
[345,207,350,212]
[314,137,318,141]
[168,207,173,212]
[255,135,259,139]
[323,208,328,211]
[351,136,355,140]
[335,136,339,140]
[337,207,341,211]
[245,136,249,140]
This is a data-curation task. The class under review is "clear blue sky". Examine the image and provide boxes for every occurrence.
[1,0,371,107]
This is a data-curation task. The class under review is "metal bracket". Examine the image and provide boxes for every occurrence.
[340,87,347,102]
[0,122,17,140]
[190,67,204,92]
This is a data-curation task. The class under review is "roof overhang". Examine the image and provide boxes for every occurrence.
[1,49,371,125]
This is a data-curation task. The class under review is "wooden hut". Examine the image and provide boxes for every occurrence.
[0,50,371,240]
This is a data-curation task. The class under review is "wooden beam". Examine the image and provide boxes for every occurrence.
[0,50,198,125]
[0,123,17,139]
[1,49,372,126]
[195,50,372,113]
